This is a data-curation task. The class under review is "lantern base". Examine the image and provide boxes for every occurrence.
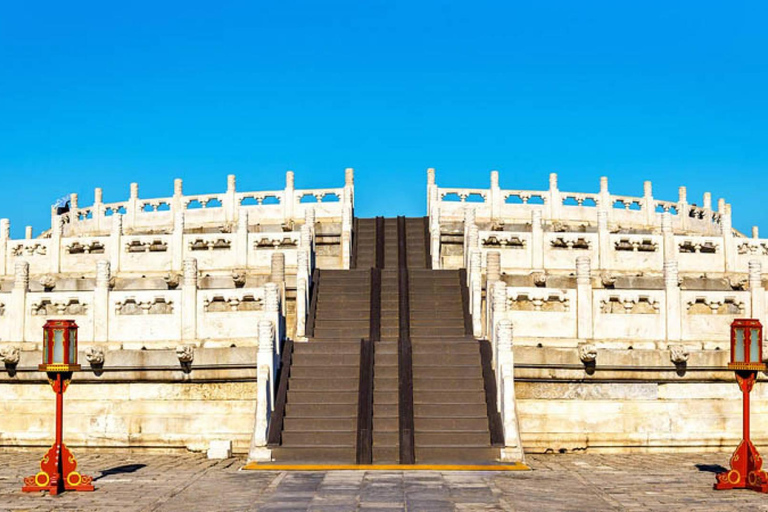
[22,443,94,495]
[714,439,768,493]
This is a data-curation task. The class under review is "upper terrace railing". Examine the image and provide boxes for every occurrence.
[427,169,729,236]
[54,169,354,237]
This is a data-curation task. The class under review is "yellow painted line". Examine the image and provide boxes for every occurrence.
[242,462,530,471]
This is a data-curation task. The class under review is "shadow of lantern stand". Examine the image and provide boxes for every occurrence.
[714,318,768,493]
[22,320,94,495]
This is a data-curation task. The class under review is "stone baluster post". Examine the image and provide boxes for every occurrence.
[749,262,765,355]
[486,251,501,340]
[703,192,712,233]
[430,207,440,269]
[248,319,275,460]
[25,226,32,239]
[463,207,476,270]
[643,180,655,226]
[225,174,238,224]
[93,187,103,232]
[284,171,295,224]
[236,210,249,269]
[109,214,123,274]
[172,178,184,218]
[0,218,8,276]
[661,212,675,263]
[531,210,544,270]
[490,170,501,222]
[69,193,79,229]
[470,250,482,338]
[490,280,508,366]
[721,202,735,272]
[126,183,139,231]
[270,251,285,306]
[597,211,610,271]
[664,261,682,342]
[94,260,110,342]
[547,173,561,221]
[181,258,198,342]
[598,176,610,215]
[678,186,689,232]
[172,212,185,272]
[427,167,436,213]
[265,282,281,357]
[10,260,28,342]
[496,319,524,462]
[344,167,355,208]
[49,215,62,274]
[341,199,352,269]
[576,256,593,340]
[296,249,308,340]
[753,226,760,239]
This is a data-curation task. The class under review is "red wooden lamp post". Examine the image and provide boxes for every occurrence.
[22,320,94,495]
[714,318,768,493]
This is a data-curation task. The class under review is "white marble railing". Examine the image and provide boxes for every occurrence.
[484,258,766,350]
[0,259,284,351]
[428,169,732,237]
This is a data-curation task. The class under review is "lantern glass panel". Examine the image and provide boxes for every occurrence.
[735,328,745,363]
[69,329,77,364]
[43,330,49,364]
[751,328,761,363]
[53,329,64,364]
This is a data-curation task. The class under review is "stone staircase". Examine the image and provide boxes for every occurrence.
[269,216,502,464]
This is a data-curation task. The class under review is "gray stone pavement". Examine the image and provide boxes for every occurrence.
[2,451,768,511]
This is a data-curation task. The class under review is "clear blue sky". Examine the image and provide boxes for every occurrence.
[1,1,766,238]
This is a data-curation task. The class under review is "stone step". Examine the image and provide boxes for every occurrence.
[285,402,357,417]
[287,390,358,404]
[372,447,400,464]
[271,447,356,463]
[415,403,488,417]
[413,390,487,404]
[288,377,359,391]
[413,353,479,366]
[289,365,359,379]
[415,417,490,431]
[283,417,356,431]
[312,327,370,339]
[373,432,400,447]
[372,417,399,432]
[415,431,490,446]
[292,353,361,366]
[413,377,485,391]
[415,447,499,464]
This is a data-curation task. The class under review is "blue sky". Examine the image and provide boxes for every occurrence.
[1,1,766,237]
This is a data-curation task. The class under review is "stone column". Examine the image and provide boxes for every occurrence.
[678,186,689,232]
[236,210,249,269]
[225,174,237,223]
[664,261,682,342]
[109,214,123,274]
[531,210,544,270]
[94,260,110,342]
[597,211,610,271]
[181,258,198,342]
[490,170,501,222]
[0,218,8,276]
[497,319,524,462]
[10,261,28,343]
[576,256,593,340]
[643,180,655,226]
[547,173,561,221]
[172,212,185,272]
[661,212,675,263]
[721,203,734,272]
[283,171,295,224]
[749,262,765,353]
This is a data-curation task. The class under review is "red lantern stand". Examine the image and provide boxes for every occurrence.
[22,320,94,495]
[714,319,768,493]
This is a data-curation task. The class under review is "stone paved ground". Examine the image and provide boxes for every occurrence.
[3,451,768,511]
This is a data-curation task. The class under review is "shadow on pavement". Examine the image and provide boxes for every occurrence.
[94,464,147,481]
[695,464,726,473]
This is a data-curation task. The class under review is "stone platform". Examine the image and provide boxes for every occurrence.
[2,450,768,511]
